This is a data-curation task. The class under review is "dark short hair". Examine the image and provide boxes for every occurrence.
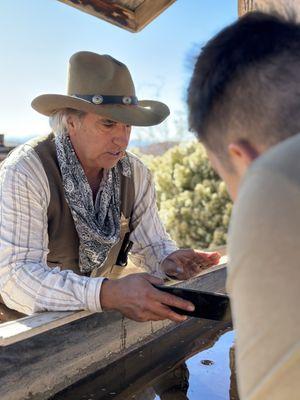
[188,11,300,161]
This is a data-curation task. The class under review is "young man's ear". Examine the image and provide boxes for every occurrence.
[228,140,259,175]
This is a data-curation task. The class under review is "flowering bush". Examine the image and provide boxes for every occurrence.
[142,141,232,249]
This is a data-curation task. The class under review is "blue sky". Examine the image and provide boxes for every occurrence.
[0,0,237,143]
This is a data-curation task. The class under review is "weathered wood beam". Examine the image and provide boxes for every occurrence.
[134,0,176,32]
[0,260,227,346]
[58,0,176,32]
[0,265,229,400]
[238,0,256,16]
[238,0,300,18]
[0,310,91,346]
[58,0,138,32]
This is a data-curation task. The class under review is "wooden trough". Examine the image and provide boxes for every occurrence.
[0,263,230,400]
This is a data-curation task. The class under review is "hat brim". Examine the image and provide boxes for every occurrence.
[31,94,170,127]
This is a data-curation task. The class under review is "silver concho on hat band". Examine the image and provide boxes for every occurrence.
[122,96,132,105]
[92,95,104,105]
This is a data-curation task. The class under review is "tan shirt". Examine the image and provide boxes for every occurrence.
[227,134,300,400]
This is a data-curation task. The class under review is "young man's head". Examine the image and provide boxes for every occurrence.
[188,12,300,199]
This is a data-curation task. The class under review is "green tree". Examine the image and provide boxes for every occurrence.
[142,141,232,249]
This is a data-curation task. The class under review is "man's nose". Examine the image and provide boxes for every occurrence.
[113,123,131,147]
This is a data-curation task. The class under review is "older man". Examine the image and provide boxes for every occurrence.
[188,11,300,400]
[0,51,219,323]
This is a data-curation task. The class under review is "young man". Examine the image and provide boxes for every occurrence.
[0,51,220,323]
[188,12,300,400]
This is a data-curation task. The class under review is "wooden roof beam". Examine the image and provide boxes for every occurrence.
[58,0,176,33]
[134,0,176,32]
[58,0,137,32]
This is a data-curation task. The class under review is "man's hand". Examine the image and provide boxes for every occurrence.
[100,273,195,323]
[161,249,221,280]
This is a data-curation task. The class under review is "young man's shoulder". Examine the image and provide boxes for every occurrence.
[232,133,300,216]
[248,133,300,187]
[229,133,300,262]
[228,134,300,400]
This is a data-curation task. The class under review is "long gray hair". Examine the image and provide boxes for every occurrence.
[49,108,86,135]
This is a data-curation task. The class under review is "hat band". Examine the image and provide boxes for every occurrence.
[73,94,138,106]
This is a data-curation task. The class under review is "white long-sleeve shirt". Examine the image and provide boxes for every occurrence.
[0,141,177,314]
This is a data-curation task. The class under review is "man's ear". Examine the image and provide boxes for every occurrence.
[228,140,259,175]
[66,115,77,135]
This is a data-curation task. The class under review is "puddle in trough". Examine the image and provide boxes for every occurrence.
[52,319,238,400]
[129,330,237,400]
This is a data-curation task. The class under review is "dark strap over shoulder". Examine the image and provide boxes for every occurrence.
[29,133,135,275]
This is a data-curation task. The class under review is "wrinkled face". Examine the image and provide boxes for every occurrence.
[206,148,240,201]
[67,112,131,171]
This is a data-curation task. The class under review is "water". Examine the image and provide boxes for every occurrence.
[52,320,238,400]
[128,331,236,400]
[182,331,237,400]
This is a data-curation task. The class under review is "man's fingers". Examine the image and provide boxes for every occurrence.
[210,252,221,264]
[180,248,220,263]
[117,277,193,323]
[189,253,219,268]
[132,307,187,323]
[162,249,220,281]
[165,255,199,275]
[146,301,188,323]
[173,251,218,269]
[156,304,188,322]
[195,250,221,263]
[110,274,195,323]
[177,255,210,273]
[153,290,195,313]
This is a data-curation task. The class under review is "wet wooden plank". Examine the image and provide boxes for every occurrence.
[0,266,228,400]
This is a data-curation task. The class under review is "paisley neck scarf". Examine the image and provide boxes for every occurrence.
[55,132,131,274]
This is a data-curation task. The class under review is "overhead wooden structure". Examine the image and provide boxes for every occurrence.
[238,0,300,18]
[58,0,176,32]
[58,1,300,33]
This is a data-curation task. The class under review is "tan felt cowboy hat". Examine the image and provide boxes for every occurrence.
[32,51,170,127]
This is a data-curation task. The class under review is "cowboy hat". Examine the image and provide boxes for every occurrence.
[31,51,170,127]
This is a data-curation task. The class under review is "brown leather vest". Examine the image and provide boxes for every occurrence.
[32,133,135,276]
